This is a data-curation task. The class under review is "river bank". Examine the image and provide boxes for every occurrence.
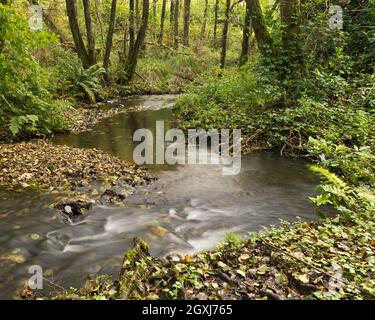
[48,206,374,300]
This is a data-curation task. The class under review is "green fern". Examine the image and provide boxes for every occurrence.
[63,62,106,103]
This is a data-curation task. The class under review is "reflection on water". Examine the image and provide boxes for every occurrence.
[0,95,328,299]
[53,95,178,165]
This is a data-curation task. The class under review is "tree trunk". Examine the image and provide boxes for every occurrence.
[170,0,175,26]
[135,0,140,31]
[173,0,179,50]
[239,0,251,66]
[0,0,6,54]
[129,0,135,56]
[66,0,89,67]
[158,0,167,44]
[280,0,300,49]
[200,0,208,41]
[152,0,157,39]
[124,0,150,83]
[183,0,190,47]
[103,0,117,77]
[246,0,274,56]
[94,0,106,55]
[220,0,230,69]
[83,0,96,65]
[280,0,303,78]
[123,20,128,63]
[213,0,219,46]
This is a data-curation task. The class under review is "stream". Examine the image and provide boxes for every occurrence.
[0,95,328,299]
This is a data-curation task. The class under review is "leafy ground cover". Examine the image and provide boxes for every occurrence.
[0,140,151,196]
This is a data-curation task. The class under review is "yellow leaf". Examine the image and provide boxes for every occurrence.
[237,270,246,278]
[239,254,250,261]
[298,274,310,284]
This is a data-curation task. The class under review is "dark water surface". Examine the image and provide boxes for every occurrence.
[0,95,324,299]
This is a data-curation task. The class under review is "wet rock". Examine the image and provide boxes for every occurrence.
[100,189,126,205]
[55,201,92,220]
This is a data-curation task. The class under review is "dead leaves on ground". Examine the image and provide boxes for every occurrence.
[0,140,152,197]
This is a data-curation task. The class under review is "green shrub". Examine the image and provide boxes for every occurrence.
[61,61,106,103]
[0,5,70,138]
[307,138,375,188]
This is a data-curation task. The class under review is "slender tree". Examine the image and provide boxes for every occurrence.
[213,0,219,46]
[0,0,7,54]
[220,0,230,69]
[66,0,89,67]
[200,0,209,40]
[94,0,105,55]
[158,0,167,44]
[123,19,128,63]
[83,0,96,65]
[246,0,275,56]
[173,0,179,50]
[239,0,251,65]
[183,0,191,47]
[135,0,140,30]
[170,0,175,27]
[129,0,135,55]
[124,0,150,82]
[103,0,117,77]
[152,0,157,39]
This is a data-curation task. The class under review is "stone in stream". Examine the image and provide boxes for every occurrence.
[100,188,127,205]
[55,201,92,220]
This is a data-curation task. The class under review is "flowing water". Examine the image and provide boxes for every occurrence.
[0,95,328,299]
